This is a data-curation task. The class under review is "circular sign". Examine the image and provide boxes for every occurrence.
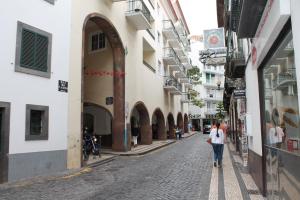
[209,35,219,45]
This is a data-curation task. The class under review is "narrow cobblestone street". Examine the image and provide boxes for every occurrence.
[0,134,212,200]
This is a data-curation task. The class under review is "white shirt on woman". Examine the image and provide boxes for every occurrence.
[209,128,224,144]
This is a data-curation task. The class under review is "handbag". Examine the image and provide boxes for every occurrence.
[206,137,212,144]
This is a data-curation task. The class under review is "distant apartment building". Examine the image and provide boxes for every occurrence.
[188,35,225,131]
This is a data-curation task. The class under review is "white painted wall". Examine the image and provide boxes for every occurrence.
[245,63,262,155]
[0,0,71,154]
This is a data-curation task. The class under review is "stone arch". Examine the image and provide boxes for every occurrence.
[184,113,189,133]
[130,102,152,145]
[167,113,175,139]
[82,14,125,153]
[177,112,184,130]
[83,103,113,147]
[152,108,166,140]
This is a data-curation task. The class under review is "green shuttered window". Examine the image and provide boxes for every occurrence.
[15,21,52,78]
[20,29,49,72]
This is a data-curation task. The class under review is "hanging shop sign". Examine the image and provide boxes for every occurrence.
[58,80,68,93]
[203,28,225,49]
[189,114,201,119]
[233,90,246,99]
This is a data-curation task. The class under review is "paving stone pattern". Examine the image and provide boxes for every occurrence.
[0,134,213,200]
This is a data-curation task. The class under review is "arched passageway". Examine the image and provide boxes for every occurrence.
[83,103,113,148]
[130,102,152,146]
[184,113,189,133]
[152,108,166,140]
[177,112,184,131]
[82,14,126,160]
[167,113,175,139]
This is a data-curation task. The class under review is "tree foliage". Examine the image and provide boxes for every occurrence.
[187,67,202,85]
[188,89,205,108]
[215,102,225,120]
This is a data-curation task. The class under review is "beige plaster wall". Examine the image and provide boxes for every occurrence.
[68,0,189,169]
[83,25,114,115]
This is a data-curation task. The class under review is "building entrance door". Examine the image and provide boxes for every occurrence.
[0,102,10,183]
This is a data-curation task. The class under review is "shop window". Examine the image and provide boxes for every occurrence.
[263,31,299,153]
[15,21,52,78]
[25,105,49,140]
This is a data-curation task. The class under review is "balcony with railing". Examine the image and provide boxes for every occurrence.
[162,20,180,40]
[203,81,224,89]
[202,66,225,75]
[272,70,297,90]
[205,108,217,115]
[203,94,223,102]
[182,58,192,70]
[174,67,187,79]
[163,76,182,95]
[126,0,153,30]
[163,47,180,67]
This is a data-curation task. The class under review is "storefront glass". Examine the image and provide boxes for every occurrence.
[263,30,300,198]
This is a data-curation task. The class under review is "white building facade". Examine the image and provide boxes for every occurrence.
[0,0,71,182]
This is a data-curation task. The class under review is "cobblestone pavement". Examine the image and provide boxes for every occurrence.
[0,133,213,200]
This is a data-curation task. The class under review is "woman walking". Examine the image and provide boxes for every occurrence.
[209,122,224,167]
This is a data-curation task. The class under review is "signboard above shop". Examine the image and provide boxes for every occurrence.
[233,89,246,99]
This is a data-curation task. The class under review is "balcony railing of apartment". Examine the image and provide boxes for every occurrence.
[272,70,297,89]
[163,47,180,64]
[148,0,154,9]
[203,81,224,89]
[146,28,155,40]
[204,95,223,102]
[205,108,217,115]
[203,66,225,74]
[162,20,182,48]
[174,66,187,79]
[183,58,193,69]
[163,76,182,95]
[143,60,156,73]
[126,0,153,30]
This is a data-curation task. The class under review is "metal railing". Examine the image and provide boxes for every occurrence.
[148,0,154,9]
[128,0,153,23]
[163,47,182,66]
[146,28,155,40]
[272,71,297,89]
[164,76,182,92]
[162,20,181,39]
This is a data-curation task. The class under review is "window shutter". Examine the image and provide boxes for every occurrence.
[20,29,48,72]
[20,29,35,68]
[35,34,48,72]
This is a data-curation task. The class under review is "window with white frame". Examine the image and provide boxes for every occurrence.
[90,31,106,52]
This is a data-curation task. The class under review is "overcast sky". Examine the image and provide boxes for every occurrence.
[179,0,218,35]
